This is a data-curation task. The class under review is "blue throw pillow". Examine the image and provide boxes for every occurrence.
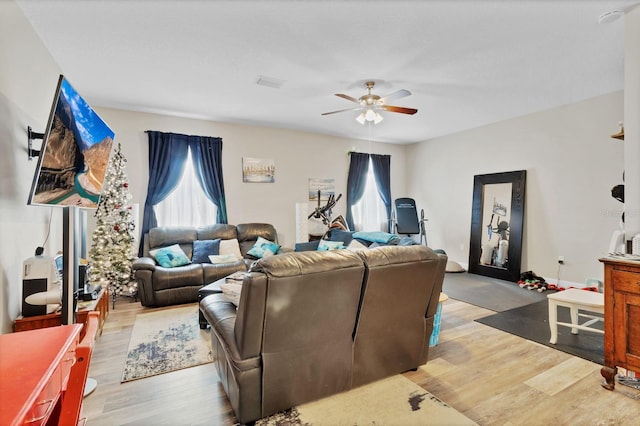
[328,229,353,246]
[192,239,221,263]
[317,239,345,251]
[295,240,320,252]
[247,236,281,259]
[149,244,191,268]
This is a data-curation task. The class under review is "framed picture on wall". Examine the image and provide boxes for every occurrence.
[309,178,335,201]
[242,157,275,183]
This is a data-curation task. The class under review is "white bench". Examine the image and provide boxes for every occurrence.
[547,288,604,344]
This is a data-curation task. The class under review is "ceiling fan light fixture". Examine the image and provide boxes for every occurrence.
[325,80,415,124]
[356,108,384,125]
[364,109,377,121]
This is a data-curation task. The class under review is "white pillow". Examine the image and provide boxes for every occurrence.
[208,254,241,264]
[219,281,242,305]
[219,238,243,260]
[347,239,368,251]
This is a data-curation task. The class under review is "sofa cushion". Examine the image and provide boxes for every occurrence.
[149,244,191,268]
[247,236,280,259]
[196,224,238,240]
[209,254,242,264]
[192,239,221,263]
[220,238,243,260]
[317,239,345,251]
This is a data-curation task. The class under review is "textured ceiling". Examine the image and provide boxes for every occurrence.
[16,0,640,144]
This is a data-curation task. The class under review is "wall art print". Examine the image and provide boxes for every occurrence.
[308,178,335,201]
[242,157,275,183]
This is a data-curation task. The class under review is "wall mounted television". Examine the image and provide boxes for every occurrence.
[27,75,114,208]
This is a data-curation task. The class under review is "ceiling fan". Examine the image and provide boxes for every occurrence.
[322,81,418,124]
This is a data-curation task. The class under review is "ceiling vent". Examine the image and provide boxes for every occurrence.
[598,10,623,24]
[256,75,285,89]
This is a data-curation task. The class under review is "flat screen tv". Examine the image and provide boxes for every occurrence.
[27,75,114,208]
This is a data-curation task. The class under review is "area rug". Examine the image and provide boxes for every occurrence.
[476,299,604,365]
[256,374,477,425]
[443,272,547,312]
[121,304,213,382]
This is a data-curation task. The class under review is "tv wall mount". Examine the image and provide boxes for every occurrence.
[27,126,43,160]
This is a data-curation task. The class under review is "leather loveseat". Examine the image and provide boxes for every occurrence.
[200,245,446,424]
[133,223,282,307]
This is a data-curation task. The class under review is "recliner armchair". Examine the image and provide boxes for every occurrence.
[200,245,446,424]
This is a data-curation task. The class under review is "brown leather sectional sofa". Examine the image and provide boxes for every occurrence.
[133,223,282,307]
[200,244,446,424]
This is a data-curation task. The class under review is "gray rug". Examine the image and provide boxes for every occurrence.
[122,304,213,382]
[476,299,604,365]
[443,272,547,312]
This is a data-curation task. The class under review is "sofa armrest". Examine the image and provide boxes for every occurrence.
[132,257,156,271]
[200,294,262,368]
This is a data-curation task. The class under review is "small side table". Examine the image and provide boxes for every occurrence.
[547,288,604,344]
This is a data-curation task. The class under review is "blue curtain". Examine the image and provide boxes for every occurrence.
[139,132,190,256]
[190,137,228,224]
[346,152,370,231]
[370,154,392,232]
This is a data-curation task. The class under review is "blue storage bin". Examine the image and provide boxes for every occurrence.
[429,293,448,347]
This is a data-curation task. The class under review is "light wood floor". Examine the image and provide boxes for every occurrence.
[82,296,640,425]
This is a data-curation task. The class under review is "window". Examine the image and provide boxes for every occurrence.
[155,148,217,227]
[351,158,387,232]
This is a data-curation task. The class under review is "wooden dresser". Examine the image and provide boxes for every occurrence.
[599,257,640,390]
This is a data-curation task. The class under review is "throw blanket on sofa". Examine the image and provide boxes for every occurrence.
[352,231,400,244]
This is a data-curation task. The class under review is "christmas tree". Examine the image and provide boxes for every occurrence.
[89,142,137,299]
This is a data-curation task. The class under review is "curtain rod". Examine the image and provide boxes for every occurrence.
[347,151,391,157]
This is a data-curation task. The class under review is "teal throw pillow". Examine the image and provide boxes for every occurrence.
[149,244,191,268]
[192,239,221,263]
[247,236,280,259]
[317,239,345,251]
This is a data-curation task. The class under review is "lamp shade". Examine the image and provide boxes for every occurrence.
[356,108,384,125]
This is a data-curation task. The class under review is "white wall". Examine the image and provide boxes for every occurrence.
[406,91,625,285]
[624,7,640,236]
[92,108,408,250]
[0,0,64,334]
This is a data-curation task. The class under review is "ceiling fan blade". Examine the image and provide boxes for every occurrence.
[321,107,363,116]
[379,89,411,104]
[335,93,360,103]
[381,105,418,115]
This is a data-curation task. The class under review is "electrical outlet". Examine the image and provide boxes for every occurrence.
[558,256,565,264]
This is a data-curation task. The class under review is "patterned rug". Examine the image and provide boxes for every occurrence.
[121,304,213,382]
[256,374,477,425]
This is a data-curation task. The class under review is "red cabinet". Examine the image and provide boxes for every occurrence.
[0,324,82,425]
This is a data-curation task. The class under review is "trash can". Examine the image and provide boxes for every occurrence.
[429,293,448,347]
